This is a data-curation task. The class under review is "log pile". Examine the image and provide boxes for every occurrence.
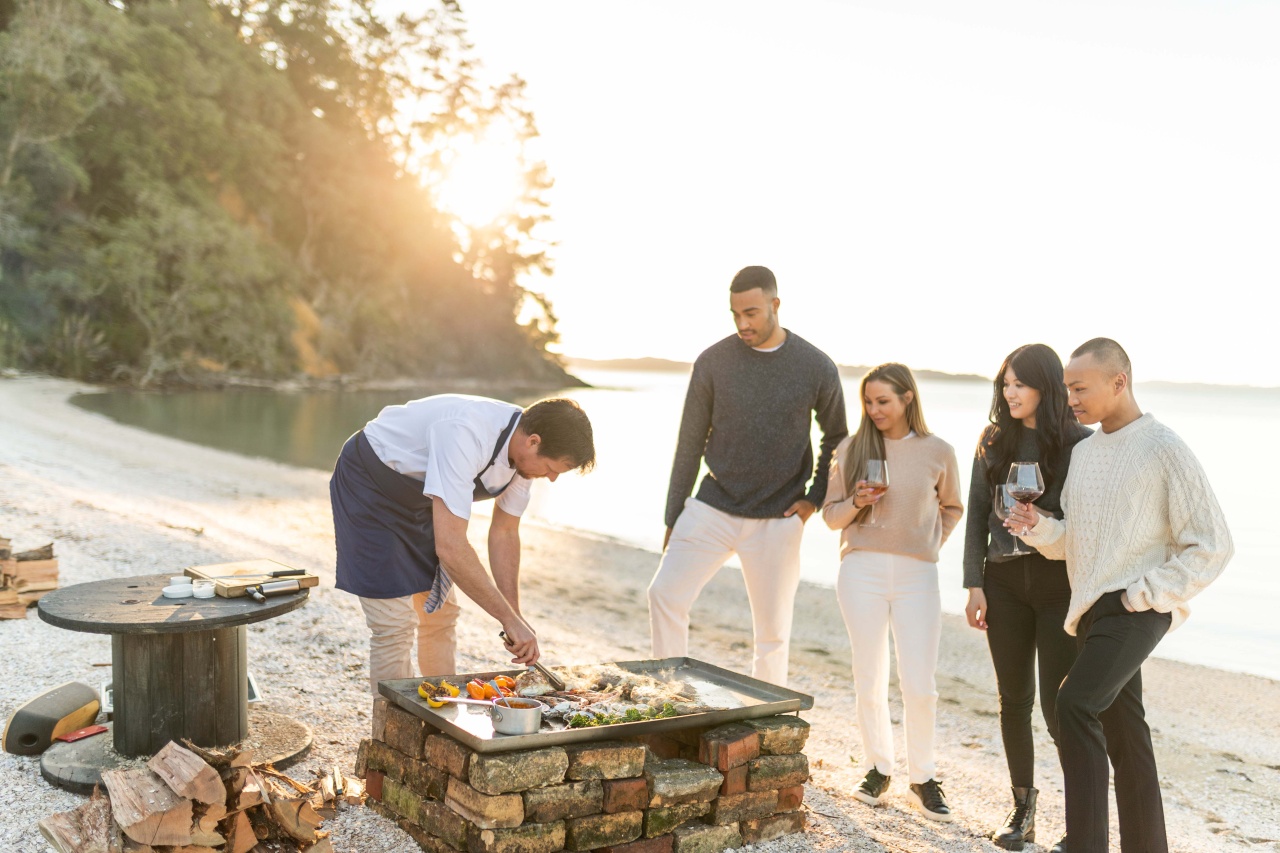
[38,740,361,853]
[0,536,61,618]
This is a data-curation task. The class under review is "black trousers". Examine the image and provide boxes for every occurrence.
[984,554,1077,788]
[1057,590,1172,853]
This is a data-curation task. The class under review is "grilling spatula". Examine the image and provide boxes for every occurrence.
[499,630,567,691]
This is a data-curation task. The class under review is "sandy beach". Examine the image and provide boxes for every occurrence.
[1,374,1277,852]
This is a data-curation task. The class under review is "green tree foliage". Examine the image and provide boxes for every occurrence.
[0,0,568,386]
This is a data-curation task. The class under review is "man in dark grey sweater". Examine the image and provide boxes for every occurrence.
[648,266,847,686]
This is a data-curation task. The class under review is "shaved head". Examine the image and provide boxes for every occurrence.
[1071,337,1131,379]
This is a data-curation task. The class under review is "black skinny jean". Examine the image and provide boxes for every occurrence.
[983,553,1076,788]
[1057,590,1172,853]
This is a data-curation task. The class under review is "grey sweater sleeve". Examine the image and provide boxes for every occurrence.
[664,363,713,528]
[962,451,992,588]
[805,363,848,507]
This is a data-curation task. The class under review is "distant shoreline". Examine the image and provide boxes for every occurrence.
[565,356,989,384]
[564,358,1280,393]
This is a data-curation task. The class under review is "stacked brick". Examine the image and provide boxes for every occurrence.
[355,703,810,853]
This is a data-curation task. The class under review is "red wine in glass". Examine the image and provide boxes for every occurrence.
[1006,462,1045,535]
[993,485,1031,556]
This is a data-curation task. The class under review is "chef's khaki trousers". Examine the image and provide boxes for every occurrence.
[648,498,804,687]
[359,585,460,696]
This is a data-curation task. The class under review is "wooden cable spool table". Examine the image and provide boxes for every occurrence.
[36,573,313,792]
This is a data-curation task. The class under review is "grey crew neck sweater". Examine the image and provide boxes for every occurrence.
[663,331,847,529]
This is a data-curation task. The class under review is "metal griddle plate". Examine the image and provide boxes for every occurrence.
[379,657,814,753]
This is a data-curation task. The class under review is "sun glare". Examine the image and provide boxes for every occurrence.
[432,133,525,228]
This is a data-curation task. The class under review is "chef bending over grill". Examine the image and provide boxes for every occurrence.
[329,394,595,696]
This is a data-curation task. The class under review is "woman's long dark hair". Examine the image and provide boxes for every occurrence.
[979,344,1080,488]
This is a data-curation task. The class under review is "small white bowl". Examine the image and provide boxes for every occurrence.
[191,581,216,599]
[161,584,194,599]
[169,575,192,586]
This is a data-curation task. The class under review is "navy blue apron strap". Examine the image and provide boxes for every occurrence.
[354,430,432,508]
[473,410,522,501]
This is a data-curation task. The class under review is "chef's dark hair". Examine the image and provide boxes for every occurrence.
[520,398,596,472]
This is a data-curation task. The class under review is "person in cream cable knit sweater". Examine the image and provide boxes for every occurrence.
[1009,338,1232,853]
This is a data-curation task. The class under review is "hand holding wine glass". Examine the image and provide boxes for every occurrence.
[993,484,1031,556]
[1006,462,1044,536]
[862,458,889,527]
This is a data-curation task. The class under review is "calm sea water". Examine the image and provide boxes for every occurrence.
[74,369,1278,680]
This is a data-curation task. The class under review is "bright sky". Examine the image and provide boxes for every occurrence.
[454,1,1280,385]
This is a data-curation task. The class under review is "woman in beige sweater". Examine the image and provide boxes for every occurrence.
[823,363,964,822]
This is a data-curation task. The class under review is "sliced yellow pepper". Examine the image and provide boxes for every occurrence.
[419,680,460,708]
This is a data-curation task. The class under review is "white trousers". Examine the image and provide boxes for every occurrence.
[358,585,461,696]
[648,498,804,686]
[837,550,941,784]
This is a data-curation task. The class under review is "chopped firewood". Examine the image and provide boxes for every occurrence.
[224,766,268,811]
[0,585,24,619]
[258,764,314,795]
[180,739,254,770]
[17,588,54,606]
[12,558,58,589]
[41,736,330,853]
[194,801,227,834]
[342,776,365,805]
[101,768,194,847]
[38,786,118,853]
[312,775,337,819]
[220,809,256,853]
[310,791,335,821]
[148,741,225,805]
[188,822,226,847]
[263,776,323,844]
[13,542,54,560]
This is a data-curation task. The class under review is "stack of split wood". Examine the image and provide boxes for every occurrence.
[38,739,363,853]
[0,536,60,618]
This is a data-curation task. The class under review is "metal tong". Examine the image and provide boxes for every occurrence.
[245,578,302,603]
[498,630,566,690]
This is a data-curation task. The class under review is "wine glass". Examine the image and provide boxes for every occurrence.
[993,485,1031,556]
[863,458,889,527]
[1006,462,1045,536]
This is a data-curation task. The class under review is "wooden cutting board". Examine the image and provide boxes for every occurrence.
[184,559,320,598]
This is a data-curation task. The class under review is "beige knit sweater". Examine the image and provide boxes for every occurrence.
[822,433,964,563]
[1021,413,1232,635]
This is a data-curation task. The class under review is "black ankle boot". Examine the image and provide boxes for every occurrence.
[1050,834,1067,853]
[993,786,1037,850]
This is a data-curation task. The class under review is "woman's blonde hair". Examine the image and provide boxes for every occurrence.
[843,363,931,501]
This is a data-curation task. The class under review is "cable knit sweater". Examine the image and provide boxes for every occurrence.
[822,432,964,563]
[1020,413,1232,635]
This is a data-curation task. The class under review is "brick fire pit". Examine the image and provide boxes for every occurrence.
[355,664,812,853]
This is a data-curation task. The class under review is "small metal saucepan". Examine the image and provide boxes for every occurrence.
[429,695,544,735]
[490,697,544,735]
